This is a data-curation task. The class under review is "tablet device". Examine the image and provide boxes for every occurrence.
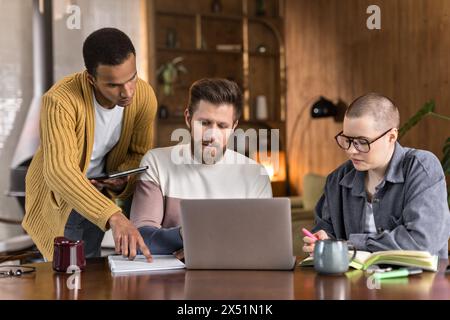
[88,166,148,181]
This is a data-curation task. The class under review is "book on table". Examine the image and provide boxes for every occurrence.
[298,250,439,272]
[108,255,185,275]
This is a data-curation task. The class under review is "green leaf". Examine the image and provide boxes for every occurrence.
[442,136,450,175]
[398,100,435,139]
[399,101,449,207]
[442,137,450,208]
[443,137,450,154]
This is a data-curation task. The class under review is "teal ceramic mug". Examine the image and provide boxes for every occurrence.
[314,239,357,275]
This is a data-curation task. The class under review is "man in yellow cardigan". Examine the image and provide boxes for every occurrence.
[23,28,155,262]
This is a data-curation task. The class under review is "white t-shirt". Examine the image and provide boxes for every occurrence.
[86,94,124,178]
[364,201,377,233]
[140,143,272,199]
[130,143,273,229]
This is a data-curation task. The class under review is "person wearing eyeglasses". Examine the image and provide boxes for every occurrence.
[303,93,450,258]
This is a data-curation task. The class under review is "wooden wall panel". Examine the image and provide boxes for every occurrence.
[285,0,450,195]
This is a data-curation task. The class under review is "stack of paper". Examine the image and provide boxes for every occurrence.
[108,255,185,275]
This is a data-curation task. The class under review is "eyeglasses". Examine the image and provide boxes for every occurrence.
[0,265,36,278]
[334,128,393,153]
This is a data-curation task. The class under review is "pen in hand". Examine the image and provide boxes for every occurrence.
[302,228,319,242]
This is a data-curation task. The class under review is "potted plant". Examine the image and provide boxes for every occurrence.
[398,100,450,206]
[156,56,188,96]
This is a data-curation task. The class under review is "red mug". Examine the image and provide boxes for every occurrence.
[52,237,86,272]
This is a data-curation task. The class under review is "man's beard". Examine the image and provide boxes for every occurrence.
[191,138,227,164]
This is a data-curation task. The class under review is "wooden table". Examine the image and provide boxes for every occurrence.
[0,258,449,300]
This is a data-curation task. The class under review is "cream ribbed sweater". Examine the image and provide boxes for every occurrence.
[23,71,157,261]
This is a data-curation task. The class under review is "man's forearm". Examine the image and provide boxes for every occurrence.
[138,225,183,254]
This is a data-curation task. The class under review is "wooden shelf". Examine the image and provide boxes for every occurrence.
[156,10,243,22]
[157,118,185,125]
[237,120,286,130]
[248,16,283,24]
[157,47,278,57]
[201,13,246,22]
[156,10,282,22]
[152,0,286,148]
[156,10,196,18]
[249,51,279,58]
[157,118,285,128]
[157,47,243,55]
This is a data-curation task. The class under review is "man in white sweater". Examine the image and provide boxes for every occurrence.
[130,78,272,254]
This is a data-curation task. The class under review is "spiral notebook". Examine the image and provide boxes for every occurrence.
[108,255,185,275]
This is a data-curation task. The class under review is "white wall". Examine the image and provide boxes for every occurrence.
[0,0,33,240]
[53,0,145,81]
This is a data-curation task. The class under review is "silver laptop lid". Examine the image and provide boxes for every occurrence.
[180,198,295,270]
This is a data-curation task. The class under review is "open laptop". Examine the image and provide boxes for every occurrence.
[180,198,296,270]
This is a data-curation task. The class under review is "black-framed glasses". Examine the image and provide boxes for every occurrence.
[334,128,393,153]
[0,265,36,278]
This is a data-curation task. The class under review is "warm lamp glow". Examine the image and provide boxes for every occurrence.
[261,162,275,180]
[256,151,286,182]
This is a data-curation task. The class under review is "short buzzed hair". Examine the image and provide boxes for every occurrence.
[83,28,136,77]
[346,93,400,130]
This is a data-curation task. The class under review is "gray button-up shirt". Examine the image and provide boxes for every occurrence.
[313,142,450,258]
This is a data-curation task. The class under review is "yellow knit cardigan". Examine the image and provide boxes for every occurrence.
[23,71,157,261]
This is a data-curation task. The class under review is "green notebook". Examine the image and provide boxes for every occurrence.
[299,250,439,272]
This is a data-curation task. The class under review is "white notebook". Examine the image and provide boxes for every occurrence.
[108,255,185,275]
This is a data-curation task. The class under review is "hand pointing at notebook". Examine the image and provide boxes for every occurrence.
[302,229,329,254]
[108,212,153,262]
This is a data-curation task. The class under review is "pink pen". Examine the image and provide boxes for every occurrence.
[302,228,319,242]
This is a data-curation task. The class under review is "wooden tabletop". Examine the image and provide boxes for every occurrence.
[0,258,449,300]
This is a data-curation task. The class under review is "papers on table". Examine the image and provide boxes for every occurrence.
[108,255,185,275]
